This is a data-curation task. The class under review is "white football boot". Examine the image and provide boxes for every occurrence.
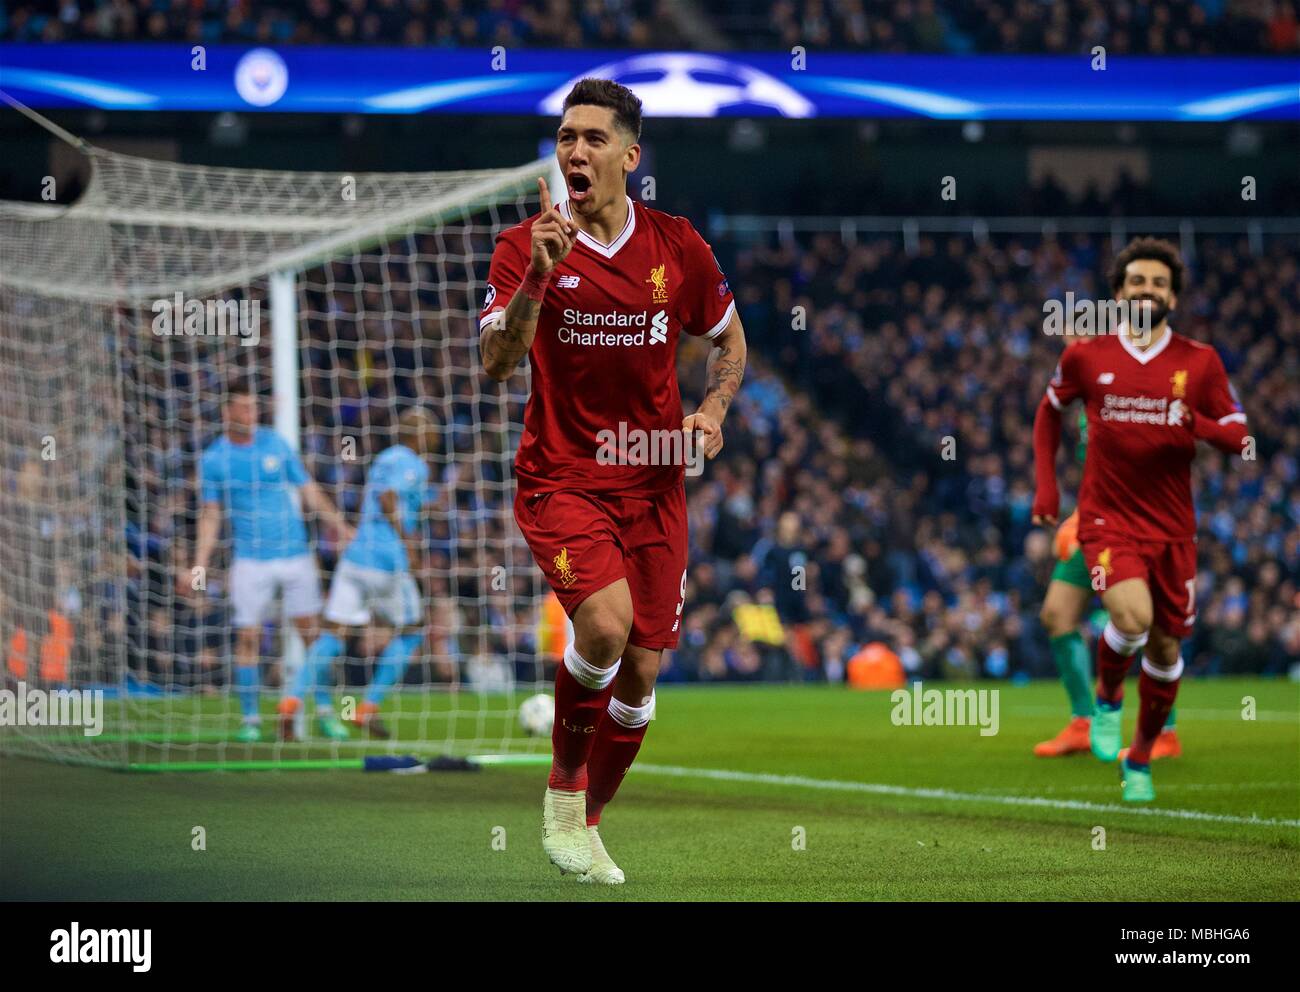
[542,788,592,875]
[578,825,625,885]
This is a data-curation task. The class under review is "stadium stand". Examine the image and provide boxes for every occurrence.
[3,0,1295,53]
[0,0,677,47]
[680,227,1300,680]
[26,223,1289,691]
[715,0,1299,54]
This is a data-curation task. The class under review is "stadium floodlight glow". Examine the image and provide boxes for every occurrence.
[803,77,981,118]
[1,46,1295,120]
[0,66,158,109]
[1178,84,1300,121]
[363,75,552,113]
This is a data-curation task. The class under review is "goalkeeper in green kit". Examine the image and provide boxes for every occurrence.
[1033,409,1182,758]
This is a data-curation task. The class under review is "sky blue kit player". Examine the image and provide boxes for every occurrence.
[192,385,353,743]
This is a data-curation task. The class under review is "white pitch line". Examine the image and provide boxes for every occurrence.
[632,763,1300,829]
[966,782,1298,794]
[1008,706,1298,724]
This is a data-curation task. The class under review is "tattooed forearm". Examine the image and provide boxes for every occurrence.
[701,324,747,420]
[480,289,542,381]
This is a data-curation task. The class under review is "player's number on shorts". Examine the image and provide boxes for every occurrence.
[1184,577,1195,616]
[675,569,687,617]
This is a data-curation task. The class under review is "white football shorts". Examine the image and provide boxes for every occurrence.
[324,560,422,628]
[229,554,323,628]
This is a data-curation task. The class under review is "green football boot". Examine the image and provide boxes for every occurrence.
[317,714,350,741]
[234,721,262,744]
[1090,700,1122,763]
[1119,750,1155,803]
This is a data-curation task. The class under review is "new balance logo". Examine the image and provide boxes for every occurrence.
[556,275,581,288]
[1097,372,1115,384]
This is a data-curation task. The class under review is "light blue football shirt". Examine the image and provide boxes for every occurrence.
[343,444,431,573]
[200,427,310,560]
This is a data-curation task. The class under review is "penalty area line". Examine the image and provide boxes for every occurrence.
[632,763,1300,829]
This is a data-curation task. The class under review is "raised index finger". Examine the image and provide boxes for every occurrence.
[537,176,551,215]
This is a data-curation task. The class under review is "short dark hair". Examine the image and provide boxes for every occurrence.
[226,378,256,399]
[561,78,642,142]
[398,406,440,437]
[1109,237,1185,295]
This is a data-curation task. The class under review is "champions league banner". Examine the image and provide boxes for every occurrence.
[0,44,1297,121]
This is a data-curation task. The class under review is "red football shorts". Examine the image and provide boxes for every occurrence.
[1080,531,1198,640]
[513,485,689,650]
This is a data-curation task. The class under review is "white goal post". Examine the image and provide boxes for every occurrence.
[0,132,564,770]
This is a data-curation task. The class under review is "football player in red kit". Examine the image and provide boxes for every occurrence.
[479,79,746,880]
[1032,237,1248,802]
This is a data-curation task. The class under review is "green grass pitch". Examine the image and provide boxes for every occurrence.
[2,677,1297,901]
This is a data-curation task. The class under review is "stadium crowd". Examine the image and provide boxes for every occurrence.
[3,0,1295,53]
[7,225,1296,693]
[725,0,1299,54]
[0,0,677,47]
[669,229,1300,682]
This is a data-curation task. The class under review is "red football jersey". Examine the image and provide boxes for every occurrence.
[479,196,736,498]
[1044,329,1246,542]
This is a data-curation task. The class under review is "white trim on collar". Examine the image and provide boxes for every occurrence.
[1118,323,1172,365]
[559,196,636,259]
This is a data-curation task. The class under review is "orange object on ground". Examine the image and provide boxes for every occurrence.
[845,641,905,689]
[1033,715,1091,756]
[1151,729,1182,760]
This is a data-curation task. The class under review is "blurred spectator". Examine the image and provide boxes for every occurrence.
[6,219,1294,693]
[5,0,1294,53]
[736,0,1292,54]
[2,0,659,47]
[681,227,1300,680]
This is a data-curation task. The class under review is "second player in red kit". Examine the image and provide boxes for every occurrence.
[1033,237,1248,803]
[479,79,747,882]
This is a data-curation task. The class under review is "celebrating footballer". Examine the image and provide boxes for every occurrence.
[479,78,747,883]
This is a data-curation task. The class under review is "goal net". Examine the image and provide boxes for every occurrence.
[0,140,559,770]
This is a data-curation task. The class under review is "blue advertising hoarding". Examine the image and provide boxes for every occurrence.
[0,44,1296,120]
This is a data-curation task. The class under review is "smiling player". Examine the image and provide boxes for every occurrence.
[479,78,747,882]
[1032,238,1248,802]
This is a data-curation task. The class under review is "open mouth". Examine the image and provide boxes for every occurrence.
[568,173,592,201]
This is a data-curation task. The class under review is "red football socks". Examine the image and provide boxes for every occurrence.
[548,645,618,791]
[1129,657,1183,765]
[586,693,654,826]
[1096,621,1148,705]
